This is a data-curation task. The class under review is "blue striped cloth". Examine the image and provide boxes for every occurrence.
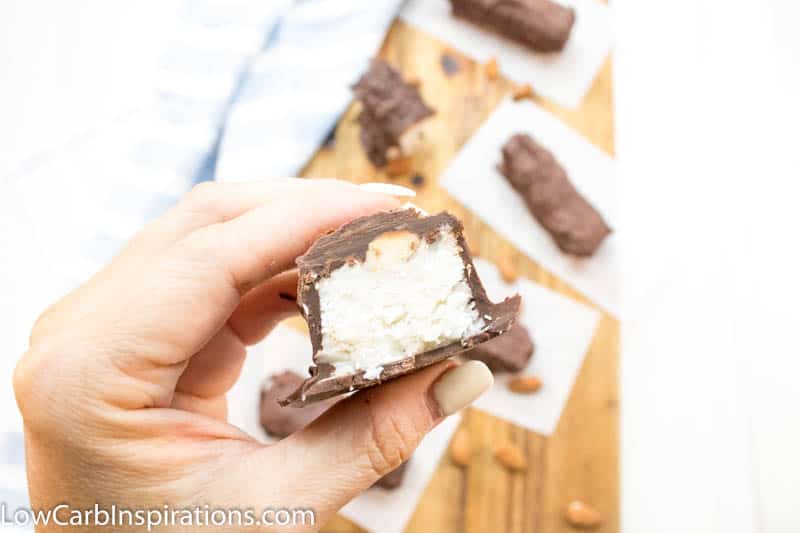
[3,0,402,522]
[216,0,405,180]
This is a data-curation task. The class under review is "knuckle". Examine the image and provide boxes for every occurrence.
[12,348,46,419]
[184,181,222,212]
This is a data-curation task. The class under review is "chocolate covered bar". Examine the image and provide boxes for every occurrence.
[353,60,434,167]
[462,323,534,373]
[260,370,409,489]
[373,462,408,490]
[281,208,521,407]
[450,0,575,53]
[500,133,611,256]
[260,371,338,438]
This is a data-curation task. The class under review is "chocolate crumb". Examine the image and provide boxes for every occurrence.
[411,174,425,187]
[440,53,460,76]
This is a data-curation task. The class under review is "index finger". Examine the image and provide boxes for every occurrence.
[187,179,402,294]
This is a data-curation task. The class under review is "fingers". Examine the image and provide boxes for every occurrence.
[186,181,400,294]
[174,272,298,405]
[130,179,395,256]
[237,361,493,522]
[175,324,247,400]
[125,179,331,254]
[228,270,299,345]
[170,391,228,421]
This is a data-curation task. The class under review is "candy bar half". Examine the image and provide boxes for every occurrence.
[281,208,520,406]
[353,59,434,167]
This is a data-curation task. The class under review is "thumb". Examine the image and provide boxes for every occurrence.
[232,360,492,527]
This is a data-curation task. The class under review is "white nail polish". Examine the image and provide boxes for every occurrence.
[359,182,417,197]
[432,361,494,416]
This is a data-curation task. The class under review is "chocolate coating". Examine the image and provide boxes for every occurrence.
[450,0,575,53]
[260,371,337,438]
[353,59,434,167]
[260,371,409,490]
[462,323,534,373]
[500,133,611,257]
[373,462,408,489]
[281,209,521,407]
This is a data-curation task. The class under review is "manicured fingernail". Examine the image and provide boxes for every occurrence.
[359,182,417,197]
[431,361,494,416]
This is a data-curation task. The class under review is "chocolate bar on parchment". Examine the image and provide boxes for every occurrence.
[450,0,576,53]
[500,133,611,257]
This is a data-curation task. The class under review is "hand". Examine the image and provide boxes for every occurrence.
[13,179,493,532]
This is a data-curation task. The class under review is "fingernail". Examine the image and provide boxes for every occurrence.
[431,361,494,416]
[359,182,417,197]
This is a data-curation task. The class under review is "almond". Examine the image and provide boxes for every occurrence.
[449,429,472,467]
[484,57,499,80]
[366,230,420,267]
[508,375,542,394]
[496,256,519,283]
[512,83,535,101]
[564,501,603,529]
[385,156,413,176]
[494,443,527,471]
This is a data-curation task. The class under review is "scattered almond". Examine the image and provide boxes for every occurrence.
[385,156,413,176]
[564,501,603,529]
[484,57,499,80]
[449,429,472,467]
[512,83,535,101]
[496,256,519,283]
[508,375,542,394]
[385,146,401,160]
[494,443,527,471]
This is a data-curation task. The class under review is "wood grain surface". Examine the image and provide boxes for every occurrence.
[299,19,618,533]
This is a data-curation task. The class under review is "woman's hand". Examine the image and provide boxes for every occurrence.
[13,179,492,532]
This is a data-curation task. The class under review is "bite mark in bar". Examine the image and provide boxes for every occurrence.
[281,208,520,406]
[499,133,611,257]
[449,0,576,53]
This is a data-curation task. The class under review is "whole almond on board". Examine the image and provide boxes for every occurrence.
[512,83,535,101]
[508,375,542,394]
[449,429,472,467]
[564,501,603,529]
[496,256,519,283]
[385,156,413,176]
[494,444,527,471]
[485,57,499,80]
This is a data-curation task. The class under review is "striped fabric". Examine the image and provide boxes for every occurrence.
[215,0,405,181]
[3,1,401,523]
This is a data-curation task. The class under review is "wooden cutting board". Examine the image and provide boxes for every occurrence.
[299,18,618,533]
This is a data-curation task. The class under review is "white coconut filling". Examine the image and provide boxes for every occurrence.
[315,225,485,376]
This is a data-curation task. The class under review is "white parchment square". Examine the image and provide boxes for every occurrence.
[470,259,601,435]
[400,0,613,109]
[440,98,619,315]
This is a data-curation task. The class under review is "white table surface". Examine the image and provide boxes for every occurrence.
[2,1,799,532]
